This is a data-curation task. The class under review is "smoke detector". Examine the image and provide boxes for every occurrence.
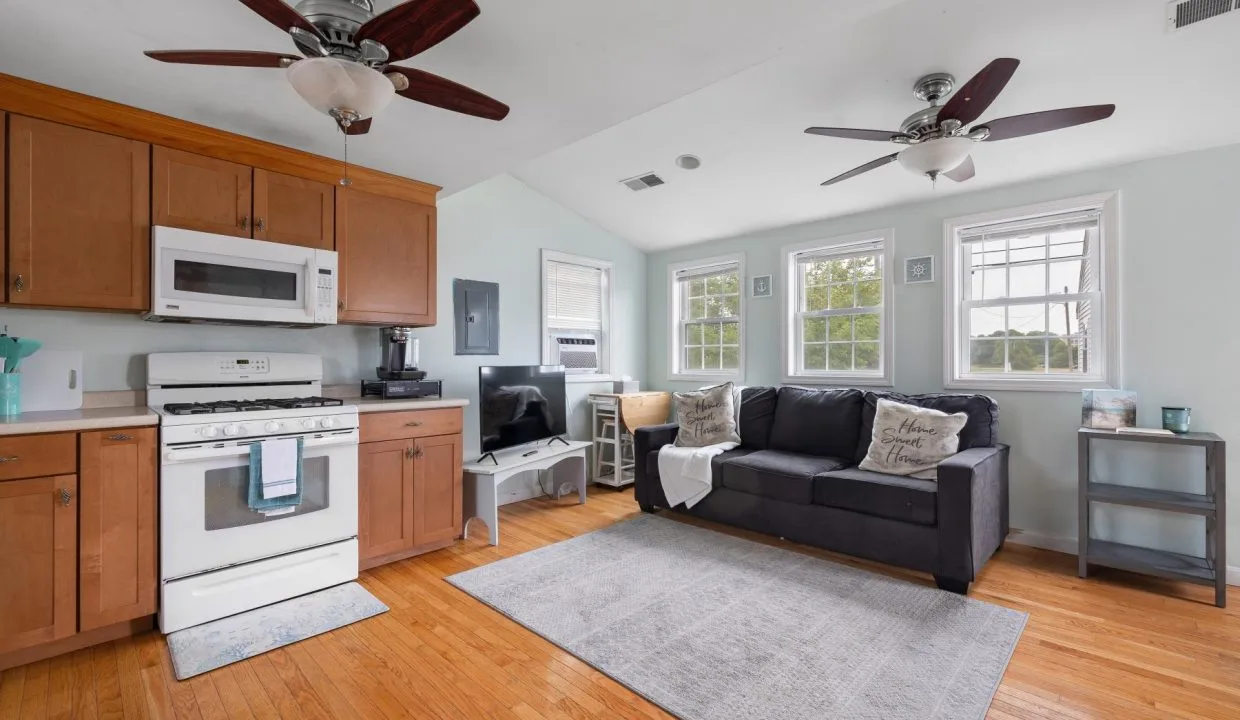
[1167,0,1238,31]
[620,172,665,192]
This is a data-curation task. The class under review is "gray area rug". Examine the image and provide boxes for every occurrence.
[166,582,388,679]
[448,515,1026,720]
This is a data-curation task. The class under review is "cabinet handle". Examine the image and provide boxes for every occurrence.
[239,216,250,231]
[337,299,345,312]
[255,218,266,232]
[59,488,72,506]
[405,447,416,460]
[405,421,423,427]
[414,446,424,459]
[106,433,134,442]
[0,456,19,463]
[13,274,25,293]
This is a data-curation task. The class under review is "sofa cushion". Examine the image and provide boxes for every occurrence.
[645,448,755,489]
[855,392,999,464]
[738,387,778,450]
[813,467,938,526]
[769,387,863,459]
[674,382,741,447]
[721,450,849,505]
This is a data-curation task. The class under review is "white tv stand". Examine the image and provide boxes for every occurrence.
[462,439,590,546]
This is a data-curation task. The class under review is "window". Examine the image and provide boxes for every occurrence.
[782,230,894,385]
[669,255,744,381]
[944,192,1119,391]
[542,250,612,378]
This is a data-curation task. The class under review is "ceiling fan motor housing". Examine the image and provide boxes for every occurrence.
[293,0,375,56]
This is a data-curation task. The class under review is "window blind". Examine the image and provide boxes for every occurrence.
[545,260,602,331]
[958,210,1101,244]
[674,261,739,282]
[794,237,885,264]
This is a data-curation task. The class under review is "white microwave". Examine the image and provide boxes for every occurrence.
[146,226,338,327]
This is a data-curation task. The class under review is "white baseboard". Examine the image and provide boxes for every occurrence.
[1007,528,1240,587]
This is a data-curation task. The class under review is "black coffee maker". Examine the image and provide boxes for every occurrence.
[362,328,442,399]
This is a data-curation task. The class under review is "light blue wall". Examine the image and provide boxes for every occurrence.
[645,143,1240,568]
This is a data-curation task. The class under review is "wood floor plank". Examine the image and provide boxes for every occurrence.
[2,487,1237,720]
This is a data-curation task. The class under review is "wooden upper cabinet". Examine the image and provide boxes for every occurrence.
[1,112,5,290]
[78,428,157,632]
[413,434,463,547]
[153,146,252,238]
[7,116,149,310]
[253,169,335,250]
[358,439,416,561]
[336,188,436,326]
[0,474,77,655]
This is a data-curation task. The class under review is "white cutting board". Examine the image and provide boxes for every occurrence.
[19,350,84,412]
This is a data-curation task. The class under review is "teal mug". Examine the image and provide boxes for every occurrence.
[0,374,19,416]
[1161,407,1191,434]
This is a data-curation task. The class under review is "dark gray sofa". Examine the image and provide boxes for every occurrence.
[634,386,1009,594]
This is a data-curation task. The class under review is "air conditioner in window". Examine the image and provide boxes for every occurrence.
[551,333,600,373]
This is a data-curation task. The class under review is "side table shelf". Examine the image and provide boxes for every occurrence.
[1078,428,1226,607]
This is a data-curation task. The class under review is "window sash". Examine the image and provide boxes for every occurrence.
[793,249,885,376]
[674,261,741,375]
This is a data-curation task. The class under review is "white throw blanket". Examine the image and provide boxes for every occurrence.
[657,442,738,509]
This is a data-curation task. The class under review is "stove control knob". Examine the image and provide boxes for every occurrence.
[201,426,219,439]
[302,419,316,430]
[319,417,335,429]
[264,421,281,433]
[223,424,242,437]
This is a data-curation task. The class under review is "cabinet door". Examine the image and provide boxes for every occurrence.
[153,146,252,238]
[0,475,77,654]
[253,169,335,250]
[413,434,463,547]
[79,428,157,631]
[8,116,150,310]
[336,188,436,325]
[359,439,415,561]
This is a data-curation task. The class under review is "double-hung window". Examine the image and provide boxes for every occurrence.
[782,230,894,385]
[944,192,1118,391]
[669,255,744,381]
[542,250,612,378]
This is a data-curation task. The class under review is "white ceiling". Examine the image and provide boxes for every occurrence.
[515,0,1240,250]
[0,0,901,194]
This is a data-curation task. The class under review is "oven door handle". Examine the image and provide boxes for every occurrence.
[164,432,358,463]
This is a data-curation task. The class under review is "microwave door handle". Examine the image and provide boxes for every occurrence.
[305,259,316,317]
[163,431,358,463]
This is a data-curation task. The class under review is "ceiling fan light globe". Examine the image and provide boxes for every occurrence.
[897,137,974,177]
[286,57,395,120]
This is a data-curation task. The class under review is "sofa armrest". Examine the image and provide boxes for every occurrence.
[935,444,1009,585]
[634,423,680,512]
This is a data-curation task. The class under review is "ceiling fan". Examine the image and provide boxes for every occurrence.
[144,0,509,135]
[805,58,1114,187]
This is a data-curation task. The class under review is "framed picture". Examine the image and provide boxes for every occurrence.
[904,255,935,284]
[751,275,773,298]
[1081,389,1137,429]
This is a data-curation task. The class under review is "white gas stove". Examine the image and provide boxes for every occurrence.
[148,352,360,633]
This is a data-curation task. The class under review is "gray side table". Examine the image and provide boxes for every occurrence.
[1078,428,1226,607]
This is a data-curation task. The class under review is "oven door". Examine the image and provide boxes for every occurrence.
[160,429,359,580]
[150,226,333,325]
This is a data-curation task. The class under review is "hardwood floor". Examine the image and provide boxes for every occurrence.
[2,486,1238,719]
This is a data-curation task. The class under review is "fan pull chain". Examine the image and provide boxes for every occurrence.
[340,130,352,187]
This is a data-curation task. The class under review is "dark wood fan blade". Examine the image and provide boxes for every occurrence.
[805,127,906,142]
[821,153,899,187]
[386,66,509,120]
[977,105,1116,142]
[238,0,324,39]
[944,155,975,182]
[938,58,1020,126]
[356,0,480,62]
[144,50,301,68]
[344,117,373,135]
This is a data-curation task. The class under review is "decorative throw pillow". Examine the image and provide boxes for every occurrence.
[858,398,968,479]
[674,382,741,448]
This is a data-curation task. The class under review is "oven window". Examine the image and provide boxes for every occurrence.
[204,457,329,530]
[174,259,299,301]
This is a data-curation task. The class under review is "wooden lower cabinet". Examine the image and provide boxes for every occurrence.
[0,474,77,655]
[358,409,464,569]
[79,428,158,631]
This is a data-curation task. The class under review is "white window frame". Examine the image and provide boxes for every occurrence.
[943,191,1120,392]
[668,254,746,382]
[781,229,895,386]
[541,249,614,383]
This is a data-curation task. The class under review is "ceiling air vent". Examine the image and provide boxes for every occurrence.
[620,172,665,192]
[1167,0,1237,30]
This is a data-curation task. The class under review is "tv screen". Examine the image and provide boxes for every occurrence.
[478,365,568,453]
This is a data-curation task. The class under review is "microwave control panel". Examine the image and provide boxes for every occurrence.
[314,265,337,323]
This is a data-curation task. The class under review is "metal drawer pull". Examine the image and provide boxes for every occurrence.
[0,456,20,463]
[107,433,134,441]
[405,421,423,427]
[13,274,25,293]
[59,488,72,506]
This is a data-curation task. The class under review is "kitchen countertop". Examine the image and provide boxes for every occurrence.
[347,396,470,413]
[0,406,158,436]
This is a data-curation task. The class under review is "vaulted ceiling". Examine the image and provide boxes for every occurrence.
[4,0,1237,251]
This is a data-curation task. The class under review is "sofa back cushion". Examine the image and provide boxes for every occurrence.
[768,387,863,459]
[854,391,999,464]
[738,387,778,449]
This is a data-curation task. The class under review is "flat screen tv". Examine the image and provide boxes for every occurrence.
[478,365,568,457]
